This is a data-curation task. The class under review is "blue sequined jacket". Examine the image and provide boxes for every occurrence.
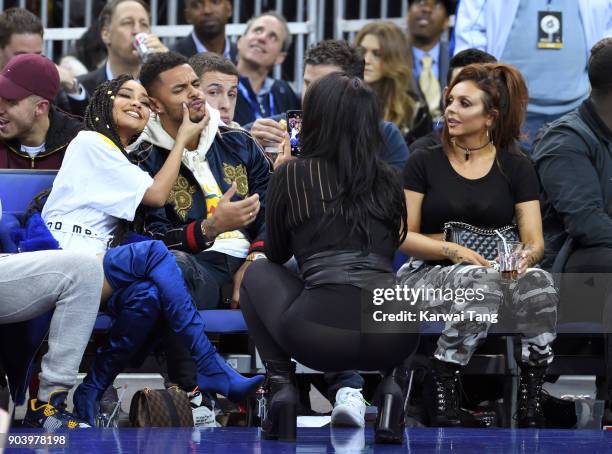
[137,125,270,254]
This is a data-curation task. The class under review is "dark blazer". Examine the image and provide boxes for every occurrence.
[412,40,451,114]
[67,65,108,117]
[171,33,238,63]
[438,40,451,89]
[234,79,300,126]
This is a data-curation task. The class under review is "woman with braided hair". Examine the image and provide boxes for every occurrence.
[41,75,264,426]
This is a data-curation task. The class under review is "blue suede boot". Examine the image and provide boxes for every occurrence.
[73,280,161,426]
[102,241,264,401]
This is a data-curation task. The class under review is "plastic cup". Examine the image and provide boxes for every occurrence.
[497,240,522,282]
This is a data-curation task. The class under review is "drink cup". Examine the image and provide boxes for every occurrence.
[497,240,522,282]
[134,33,153,62]
[263,146,280,164]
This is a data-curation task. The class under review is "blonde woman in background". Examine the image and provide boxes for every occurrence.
[356,21,432,145]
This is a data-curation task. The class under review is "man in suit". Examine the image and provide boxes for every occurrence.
[234,11,300,126]
[64,0,168,116]
[407,0,453,119]
[172,0,237,62]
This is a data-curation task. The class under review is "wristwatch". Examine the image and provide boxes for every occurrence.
[246,252,266,262]
[200,220,216,248]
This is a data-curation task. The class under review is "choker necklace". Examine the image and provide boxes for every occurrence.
[452,139,492,161]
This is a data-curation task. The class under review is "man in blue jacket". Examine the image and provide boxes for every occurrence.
[136,51,267,424]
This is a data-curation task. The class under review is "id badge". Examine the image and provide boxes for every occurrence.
[537,11,563,49]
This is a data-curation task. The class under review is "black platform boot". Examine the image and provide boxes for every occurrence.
[260,360,298,442]
[516,365,547,428]
[424,358,463,427]
[375,367,410,444]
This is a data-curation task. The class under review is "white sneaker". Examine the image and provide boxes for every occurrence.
[330,426,366,453]
[331,387,366,428]
[189,389,218,428]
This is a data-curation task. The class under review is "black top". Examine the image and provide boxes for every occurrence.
[266,159,399,265]
[403,145,539,234]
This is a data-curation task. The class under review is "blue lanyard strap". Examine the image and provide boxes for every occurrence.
[238,79,276,120]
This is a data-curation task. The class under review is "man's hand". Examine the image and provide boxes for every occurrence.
[251,118,285,148]
[142,33,168,53]
[56,64,79,94]
[205,182,261,237]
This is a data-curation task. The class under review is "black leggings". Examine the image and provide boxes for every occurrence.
[240,260,418,372]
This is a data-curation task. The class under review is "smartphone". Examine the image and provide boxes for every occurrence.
[286,110,303,156]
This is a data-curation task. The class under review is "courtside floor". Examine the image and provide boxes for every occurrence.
[3,427,612,453]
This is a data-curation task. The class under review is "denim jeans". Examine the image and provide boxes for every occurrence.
[165,250,244,390]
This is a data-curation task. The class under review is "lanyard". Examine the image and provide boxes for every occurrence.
[238,79,276,120]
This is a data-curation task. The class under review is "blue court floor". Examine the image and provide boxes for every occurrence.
[4,427,612,454]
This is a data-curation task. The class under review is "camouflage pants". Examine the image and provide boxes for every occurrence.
[397,262,558,367]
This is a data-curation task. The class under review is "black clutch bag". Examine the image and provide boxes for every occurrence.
[442,222,520,261]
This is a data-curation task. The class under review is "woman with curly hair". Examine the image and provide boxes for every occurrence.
[42,75,263,426]
[399,63,558,428]
[355,21,432,145]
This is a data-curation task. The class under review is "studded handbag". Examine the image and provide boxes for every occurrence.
[442,222,520,261]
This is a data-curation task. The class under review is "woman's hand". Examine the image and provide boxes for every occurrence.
[517,244,538,276]
[442,243,490,266]
[176,103,209,148]
[273,133,296,170]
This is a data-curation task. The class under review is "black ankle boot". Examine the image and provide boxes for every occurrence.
[260,360,298,442]
[516,365,547,428]
[424,359,463,427]
[375,367,410,444]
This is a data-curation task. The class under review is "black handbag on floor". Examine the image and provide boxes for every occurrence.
[443,222,520,261]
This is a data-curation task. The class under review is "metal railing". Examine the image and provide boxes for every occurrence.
[23,0,409,90]
[335,0,409,42]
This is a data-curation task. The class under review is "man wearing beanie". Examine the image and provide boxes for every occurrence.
[0,54,82,169]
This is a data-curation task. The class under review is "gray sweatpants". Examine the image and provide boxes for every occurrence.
[0,251,103,401]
